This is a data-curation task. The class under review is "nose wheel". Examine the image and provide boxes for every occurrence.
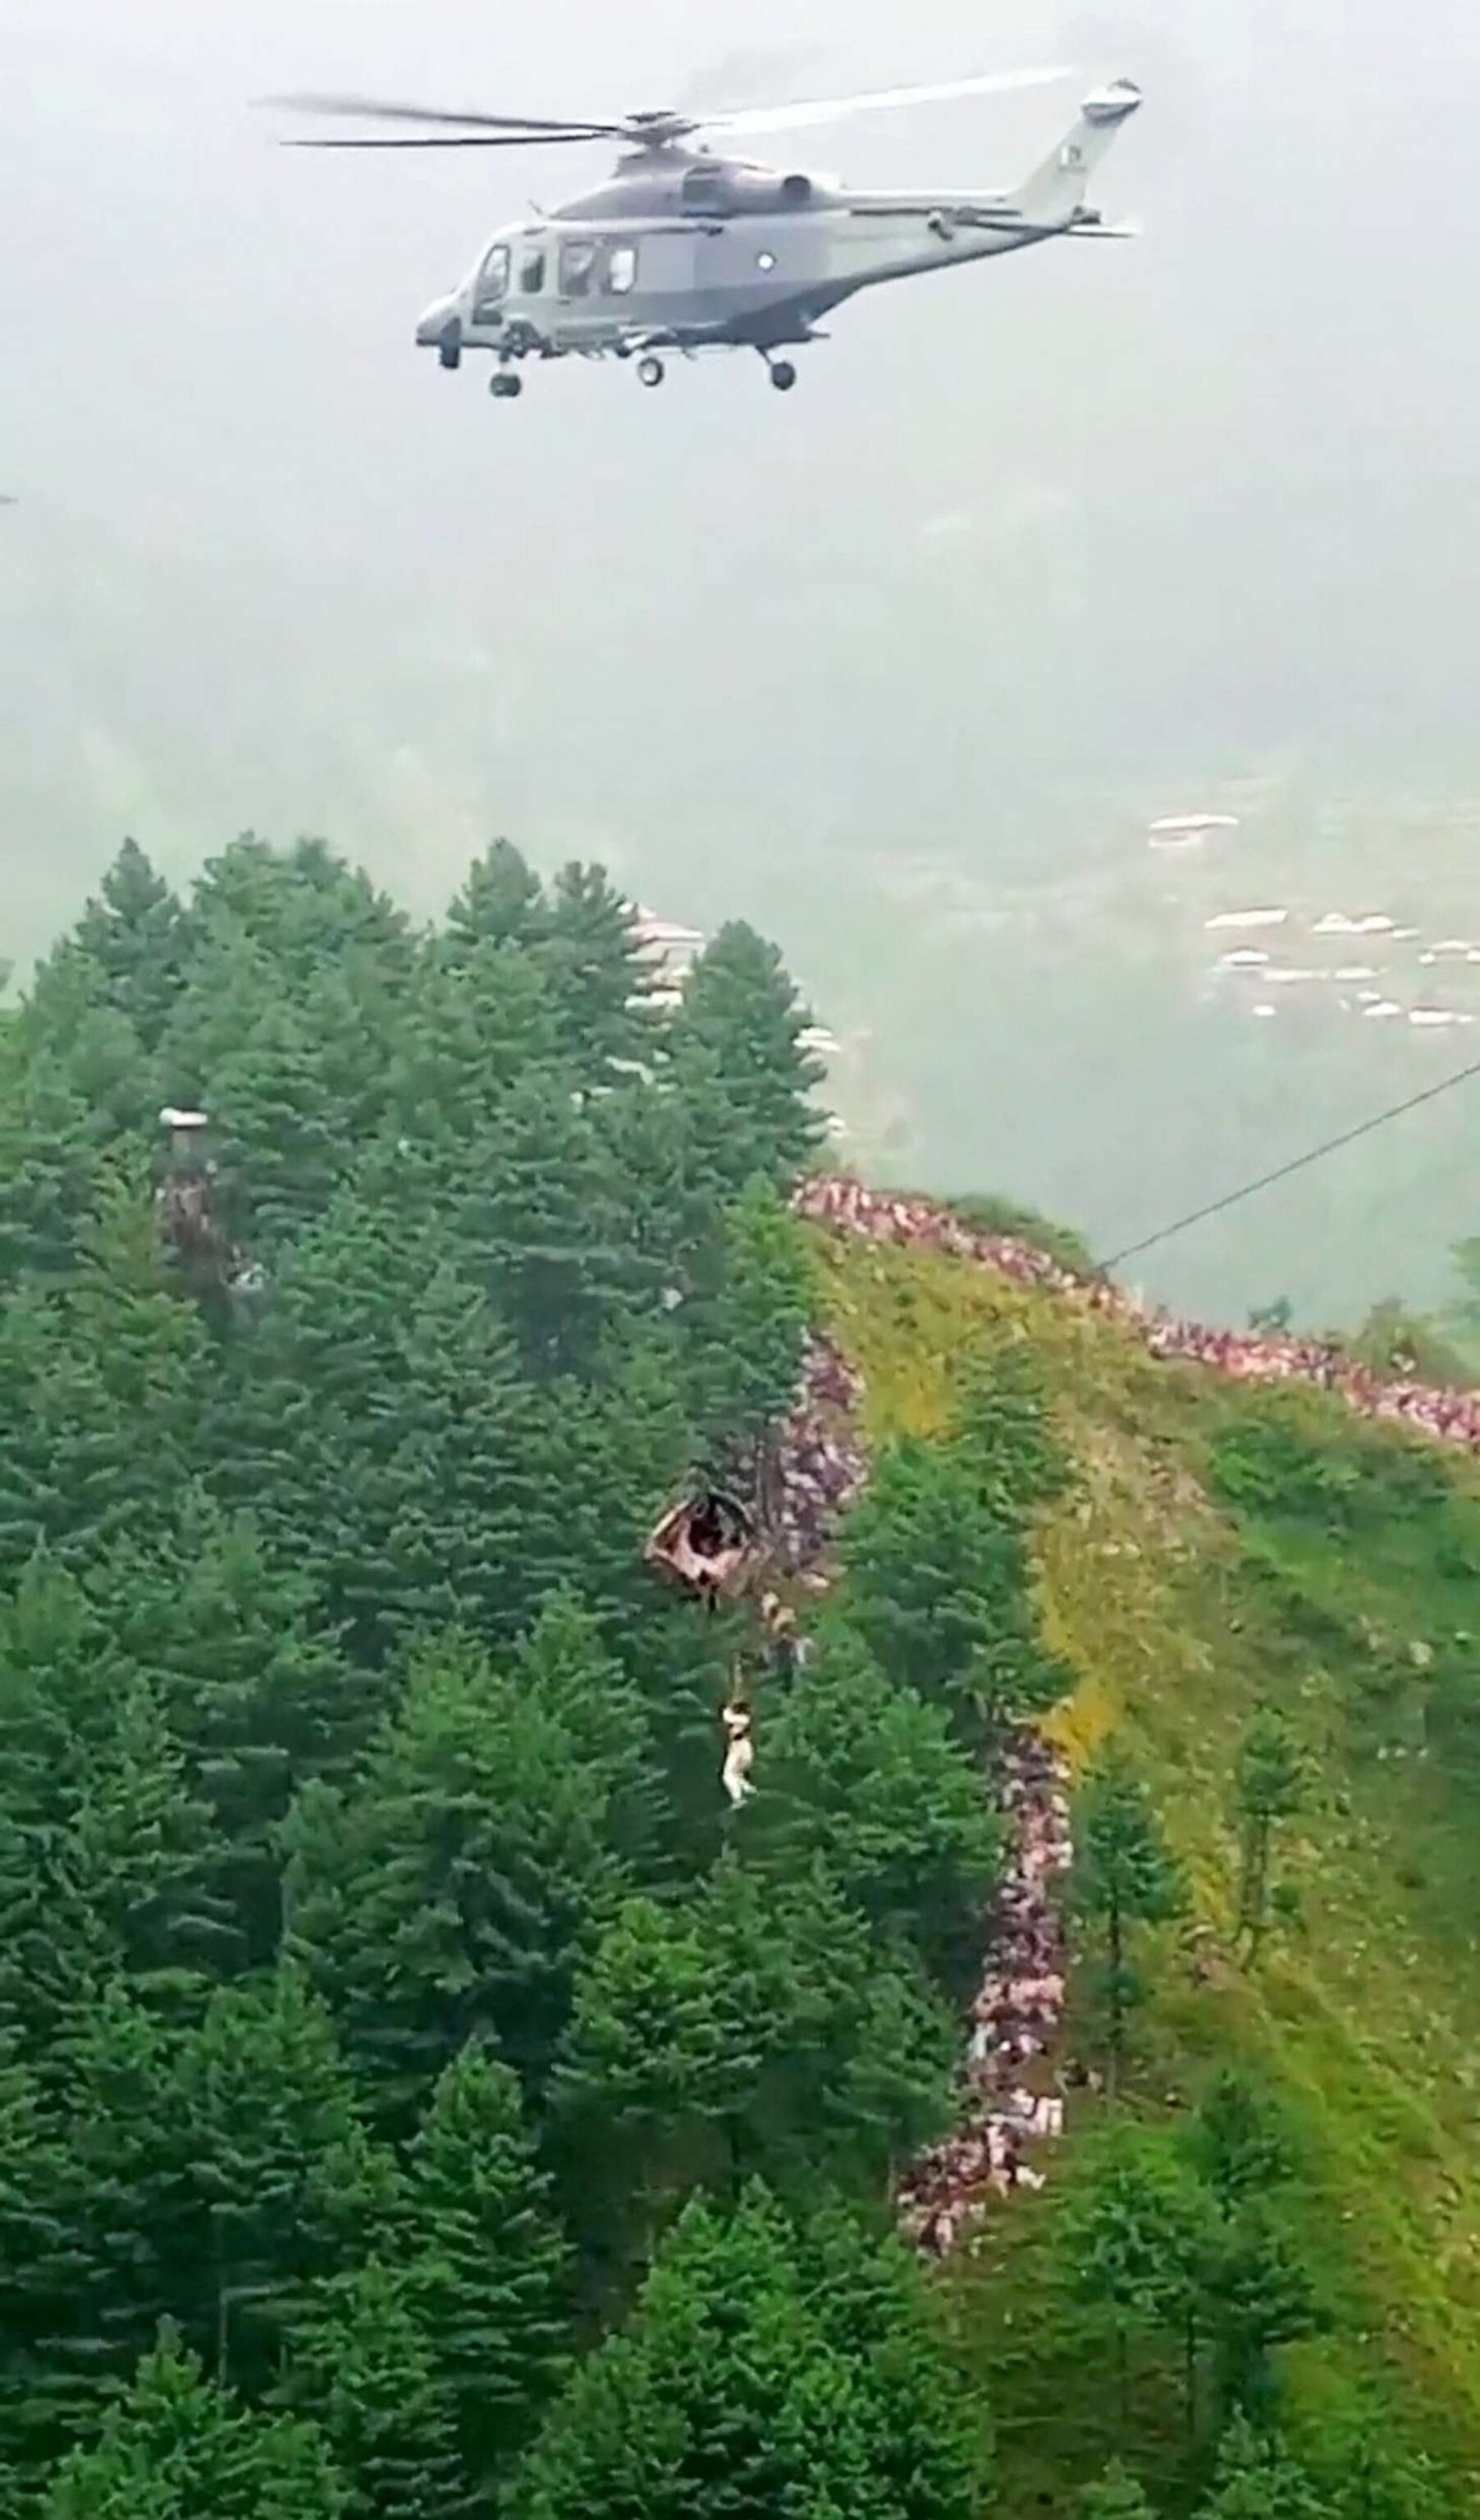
[768,359,797,392]
[489,370,523,399]
[637,354,665,389]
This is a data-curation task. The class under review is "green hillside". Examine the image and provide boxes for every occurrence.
[814,1219,1480,2512]
[7,829,1480,2520]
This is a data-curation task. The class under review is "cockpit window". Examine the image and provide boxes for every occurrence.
[605,243,637,295]
[560,240,600,298]
[519,248,546,294]
[473,244,510,322]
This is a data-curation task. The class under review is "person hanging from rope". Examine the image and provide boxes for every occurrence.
[720,1691,755,1806]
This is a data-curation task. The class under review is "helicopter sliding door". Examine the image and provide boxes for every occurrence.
[553,229,697,338]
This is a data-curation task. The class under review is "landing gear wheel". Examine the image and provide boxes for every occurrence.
[438,326,463,372]
[637,354,665,389]
[769,359,797,392]
[489,370,523,399]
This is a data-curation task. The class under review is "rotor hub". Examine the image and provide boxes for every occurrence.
[620,109,700,147]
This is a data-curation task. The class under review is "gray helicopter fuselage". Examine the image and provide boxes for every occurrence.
[418,149,1059,363]
[412,84,1142,377]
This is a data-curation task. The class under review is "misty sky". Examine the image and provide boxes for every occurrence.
[4,0,1480,1325]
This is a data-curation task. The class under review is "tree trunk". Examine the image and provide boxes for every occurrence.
[1184,2307,1199,2444]
[212,2216,230,2384]
[1242,1816,1270,1960]
[1107,1900,1124,2100]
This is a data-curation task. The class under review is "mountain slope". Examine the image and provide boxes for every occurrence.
[811,1217,1480,2510]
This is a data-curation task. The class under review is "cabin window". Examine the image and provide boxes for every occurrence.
[559,240,600,298]
[472,244,510,321]
[605,243,637,295]
[519,248,546,294]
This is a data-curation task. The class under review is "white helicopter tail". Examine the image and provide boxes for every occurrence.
[1011,78,1142,226]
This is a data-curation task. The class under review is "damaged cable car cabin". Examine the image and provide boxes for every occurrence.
[645,1489,754,1605]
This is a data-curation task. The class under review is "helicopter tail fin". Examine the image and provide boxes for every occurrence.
[1012,78,1142,226]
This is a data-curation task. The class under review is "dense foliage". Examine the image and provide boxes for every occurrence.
[7,833,1473,2517]
[0,837,1005,2516]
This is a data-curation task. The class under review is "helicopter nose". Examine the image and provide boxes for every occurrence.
[415,294,459,347]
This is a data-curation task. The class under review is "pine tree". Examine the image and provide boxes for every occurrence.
[1234,1710,1309,1960]
[455,1067,631,1373]
[536,862,659,1088]
[445,839,547,958]
[683,1180,812,1491]
[369,1263,550,1653]
[158,924,285,1114]
[506,2187,984,2520]
[0,1176,207,1586]
[385,937,562,1181]
[1080,2463,1157,2518]
[404,2039,572,2482]
[96,1499,364,1964]
[1189,2072,1295,2222]
[282,2262,461,2520]
[0,2038,75,2489]
[34,1986,199,2445]
[753,1623,999,1982]
[1071,1751,1184,2092]
[62,1675,239,2003]
[16,925,159,1150]
[283,1637,632,2111]
[1053,2131,1214,2444]
[1312,2405,1445,2520]
[189,836,411,999]
[177,1970,368,2392]
[62,839,194,1053]
[550,1895,731,2255]
[587,1075,725,1314]
[0,1029,103,1288]
[793,2198,987,2520]
[0,1559,144,2048]
[512,1594,666,1870]
[205,995,359,1252]
[1204,2203,1320,2422]
[1194,2415,1332,2520]
[696,1856,954,2191]
[39,2323,346,2520]
[208,1187,546,1668]
[839,1438,1068,1729]
[666,923,825,1194]
[523,1328,693,1676]
[952,1342,1069,1525]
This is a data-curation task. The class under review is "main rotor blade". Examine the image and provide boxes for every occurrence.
[706,65,1071,138]
[285,131,610,150]
[263,92,627,137]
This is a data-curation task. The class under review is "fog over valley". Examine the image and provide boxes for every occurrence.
[5,0,1479,1324]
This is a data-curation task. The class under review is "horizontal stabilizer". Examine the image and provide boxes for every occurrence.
[1080,78,1143,126]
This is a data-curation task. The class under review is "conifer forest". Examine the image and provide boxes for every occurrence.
[2,833,1478,2519]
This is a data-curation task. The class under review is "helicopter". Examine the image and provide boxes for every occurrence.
[268,67,1143,397]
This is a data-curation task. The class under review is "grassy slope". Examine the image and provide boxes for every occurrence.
[810,1225,1480,2515]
